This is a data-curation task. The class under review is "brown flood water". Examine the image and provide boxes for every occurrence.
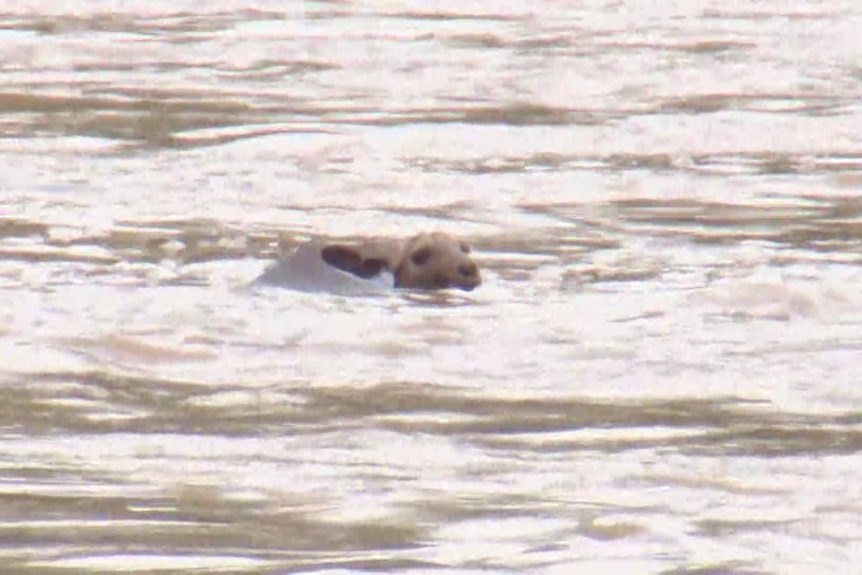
[2,1,862,573]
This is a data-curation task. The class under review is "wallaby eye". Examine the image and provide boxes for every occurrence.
[460,243,471,254]
[411,246,432,266]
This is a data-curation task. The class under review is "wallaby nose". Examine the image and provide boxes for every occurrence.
[458,262,479,279]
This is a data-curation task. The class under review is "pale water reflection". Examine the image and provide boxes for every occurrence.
[2,0,862,573]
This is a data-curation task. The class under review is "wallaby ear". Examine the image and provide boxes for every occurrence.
[321,245,363,274]
[356,257,389,279]
[321,245,389,279]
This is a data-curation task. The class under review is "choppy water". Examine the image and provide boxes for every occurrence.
[2,1,862,573]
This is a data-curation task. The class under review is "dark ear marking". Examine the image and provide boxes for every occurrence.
[460,242,471,254]
[356,257,388,279]
[321,245,363,274]
[321,245,389,279]
[410,246,432,266]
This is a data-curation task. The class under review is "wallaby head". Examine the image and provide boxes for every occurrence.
[320,232,481,291]
[393,232,481,291]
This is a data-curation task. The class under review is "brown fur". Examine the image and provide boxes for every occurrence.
[321,232,481,291]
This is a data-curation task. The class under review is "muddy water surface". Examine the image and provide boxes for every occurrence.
[2,1,862,573]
